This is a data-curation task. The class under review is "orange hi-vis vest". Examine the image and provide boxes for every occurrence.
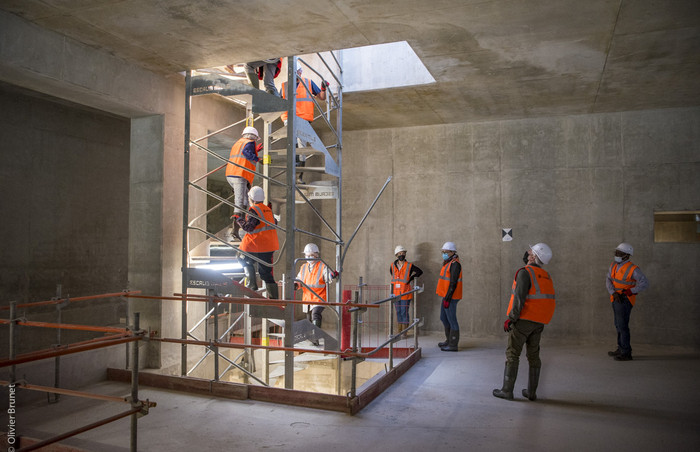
[225,137,257,185]
[280,78,315,122]
[507,265,556,324]
[391,261,415,301]
[436,256,463,300]
[609,261,639,305]
[299,261,328,303]
[239,203,279,253]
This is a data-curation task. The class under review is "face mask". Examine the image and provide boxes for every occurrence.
[397,255,405,261]
[522,251,529,265]
[614,256,623,263]
[442,253,450,261]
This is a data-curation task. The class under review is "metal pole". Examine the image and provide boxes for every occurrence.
[211,294,219,382]
[9,300,16,384]
[284,55,297,390]
[182,70,192,376]
[350,291,359,398]
[389,296,394,371]
[413,277,419,350]
[130,312,140,452]
[358,276,364,350]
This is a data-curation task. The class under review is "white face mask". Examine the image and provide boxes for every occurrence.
[614,256,623,263]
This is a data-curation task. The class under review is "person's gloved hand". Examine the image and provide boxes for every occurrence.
[331,270,339,279]
[294,282,300,290]
[612,292,621,303]
[321,80,329,91]
[236,217,245,227]
[504,319,514,332]
[255,143,264,153]
[442,297,450,309]
[622,288,634,297]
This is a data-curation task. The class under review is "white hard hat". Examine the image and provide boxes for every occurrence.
[248,186,265,203]
[295,61,302,73]
[242,126,259,139]
[529,243,552,265]
[394,245,407,255]
[304,243,319,256]
[616,242,634,256]
[441,242,457,252]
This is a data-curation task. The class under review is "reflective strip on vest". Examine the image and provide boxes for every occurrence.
[239,203,279,253]
[225,138,256,185]
[510,265,556,324]
[435,257,463,300]
[300,261,327,303]
[609,261,638,305]
[281,78,315,122]
[391,262,414,301]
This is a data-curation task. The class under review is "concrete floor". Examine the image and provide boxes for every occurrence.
[13,334,700,452]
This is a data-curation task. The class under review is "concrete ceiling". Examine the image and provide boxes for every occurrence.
[2,0,699,130]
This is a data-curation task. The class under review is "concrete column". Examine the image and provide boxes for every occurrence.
[129,115,165,368]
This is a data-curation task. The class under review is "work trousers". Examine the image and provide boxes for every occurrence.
[440,298,460,331]
[506,319,545,367]
[241,251,275,288]
[394,298,411,324]
[612,297,633,356]
[226,176,249,216]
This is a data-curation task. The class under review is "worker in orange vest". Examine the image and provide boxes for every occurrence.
[226,126,263,240]
[295,243,338,332]
[436,242,463,352]
[236,186,280,299]
[280,61,328,184]
[390,245,423,334]
[606,242,648,361]
[493,243,555,401]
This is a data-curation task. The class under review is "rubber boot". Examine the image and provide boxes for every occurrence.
[245,70,260,89]
[243,265,258,291]
[267,284,279,300]
[522,366,540,401]
[440,330,459,351]
[311,319,322,346]
[493,362,518,400]
[438,326,451,348]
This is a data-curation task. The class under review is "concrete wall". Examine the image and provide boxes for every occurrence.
[339,107,700,349]
[0,10,248,377]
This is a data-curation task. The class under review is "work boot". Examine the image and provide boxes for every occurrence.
[614,354,633,361]
[266,284,279,300]
[440,330,459,352]
[493,362,519,400]
[438,326,451,348]
[522,366,541,401]
[311,319,322,346]
[243,265,258,291]
[608,349,621,357]
[231,219,242,241]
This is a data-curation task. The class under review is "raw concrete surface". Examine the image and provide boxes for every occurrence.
[10,334,700,452]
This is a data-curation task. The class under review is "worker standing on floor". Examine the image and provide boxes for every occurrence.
[606,242,649,361]
[237,186,279,299]
[389,245,423,334]
[493,243,555,401]
[296,243,338,333]
[226,126,263,240]
[436,242,462,352]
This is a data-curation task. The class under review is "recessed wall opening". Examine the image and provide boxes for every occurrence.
[653,211,700,243]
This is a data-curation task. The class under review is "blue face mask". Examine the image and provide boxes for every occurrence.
[614,256,623,263]
[442,253,450,261]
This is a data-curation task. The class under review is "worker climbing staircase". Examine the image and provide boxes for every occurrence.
[182,54,344,390]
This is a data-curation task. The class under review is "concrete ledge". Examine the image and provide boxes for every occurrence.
[106,347,422,415]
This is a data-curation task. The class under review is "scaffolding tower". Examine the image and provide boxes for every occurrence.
[182,54,343,390]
